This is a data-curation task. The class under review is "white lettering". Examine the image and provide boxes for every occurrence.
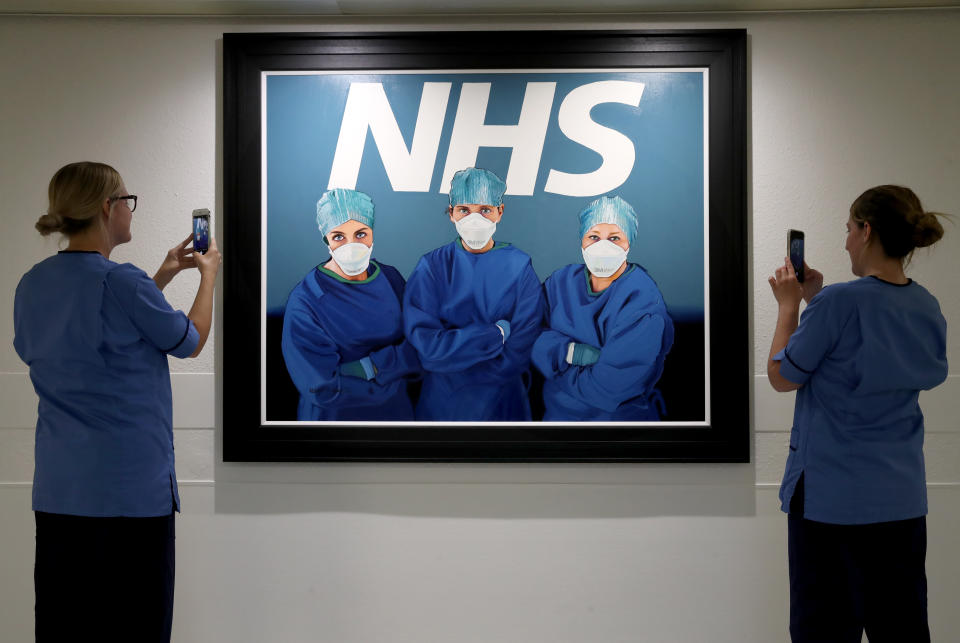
[327,82,451,192]
[440,82,556,196]
[544,81,645,197]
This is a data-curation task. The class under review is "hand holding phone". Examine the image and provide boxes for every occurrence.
[192,208,210,254]
[787,229,804,283]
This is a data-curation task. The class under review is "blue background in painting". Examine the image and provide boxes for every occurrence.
[266,71,704,320]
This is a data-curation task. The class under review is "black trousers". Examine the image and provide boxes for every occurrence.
[34,511,175,643]
[788,476,929,643]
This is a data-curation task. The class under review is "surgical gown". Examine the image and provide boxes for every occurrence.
[403,240,545,421]
[281,261,420,421]
[532,263,674,421]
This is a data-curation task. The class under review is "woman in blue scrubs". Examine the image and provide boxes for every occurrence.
[403,167,545,421]
[282,188,420,421]
[14,161,220,642]
[768,185,949,642]
[532,195,674,421]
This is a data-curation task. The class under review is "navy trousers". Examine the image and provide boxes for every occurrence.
[787,476,929,643]
[34,511,175,643]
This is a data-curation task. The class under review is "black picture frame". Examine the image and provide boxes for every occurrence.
[223,29,748,462]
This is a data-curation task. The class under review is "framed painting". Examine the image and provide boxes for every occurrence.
[222,29,748,462]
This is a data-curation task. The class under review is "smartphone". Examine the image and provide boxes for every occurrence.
[787,229,804,283]
[192,208,210,255]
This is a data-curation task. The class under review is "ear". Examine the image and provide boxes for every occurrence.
[861,221,873,243]
[447,205,455,223]
[490,204,504,223]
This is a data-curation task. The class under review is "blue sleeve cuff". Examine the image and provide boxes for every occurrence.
[167,317,200,358]
[773,348,809,385]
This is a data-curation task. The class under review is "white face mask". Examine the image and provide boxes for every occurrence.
[455,212,497,250]
[330,242,373,276]
[582,240,627,278]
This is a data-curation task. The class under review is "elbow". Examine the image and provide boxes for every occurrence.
[767,363,800,392]
[769,379,795,393]
[189,338,207,358]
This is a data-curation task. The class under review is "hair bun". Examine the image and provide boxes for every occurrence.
[35,212,64,236]
[912,211,945,249]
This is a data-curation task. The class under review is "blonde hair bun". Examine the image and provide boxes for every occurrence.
[35,212,65,236]
[41,161,124,238]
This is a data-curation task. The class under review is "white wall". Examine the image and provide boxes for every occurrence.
[1,10,959,643]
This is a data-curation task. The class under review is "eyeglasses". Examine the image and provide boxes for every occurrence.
[108,195,138,212]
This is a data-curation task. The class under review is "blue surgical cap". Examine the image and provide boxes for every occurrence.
[578,196,639,245]
[449,167,506,206]
[316,188,375,237]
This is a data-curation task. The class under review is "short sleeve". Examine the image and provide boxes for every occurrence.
[106,264,199,358]
[774,286,850,385]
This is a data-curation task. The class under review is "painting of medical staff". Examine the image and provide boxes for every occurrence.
[532,196,674,421]
[264,68,707,424]
[404,168,544,421]
[280,188,421,420]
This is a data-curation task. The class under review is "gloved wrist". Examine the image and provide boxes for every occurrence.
[571,343,601,366]
[340,360,365,379]
[340,357,376,381]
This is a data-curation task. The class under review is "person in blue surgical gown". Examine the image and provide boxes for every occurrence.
[282,188,420,421]
[532,195,674,421]
[403,167,545,421]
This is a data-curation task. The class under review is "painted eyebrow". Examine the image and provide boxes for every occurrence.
[329,226,370,235]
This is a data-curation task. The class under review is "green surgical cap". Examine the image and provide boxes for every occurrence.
[448,167,506,206]
[578,195,639,245]
[316,188,375,237]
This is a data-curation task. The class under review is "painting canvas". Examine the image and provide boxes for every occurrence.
[223,31,748,461]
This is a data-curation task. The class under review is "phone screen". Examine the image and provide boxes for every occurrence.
[788,230,804,283]
[192,210,210,255]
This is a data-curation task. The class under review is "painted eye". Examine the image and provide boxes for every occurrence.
[589,235,599,241]
[609,236,620,242]
[332,233,344,242]
[356,231,367,239]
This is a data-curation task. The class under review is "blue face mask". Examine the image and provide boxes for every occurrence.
[330,242,372,276]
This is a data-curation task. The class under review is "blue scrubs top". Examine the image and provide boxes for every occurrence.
[532,263,674,421]
[403,240,545,421]
[775,276,948,524]
[13,251,199,517]
[281,260,420,421]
